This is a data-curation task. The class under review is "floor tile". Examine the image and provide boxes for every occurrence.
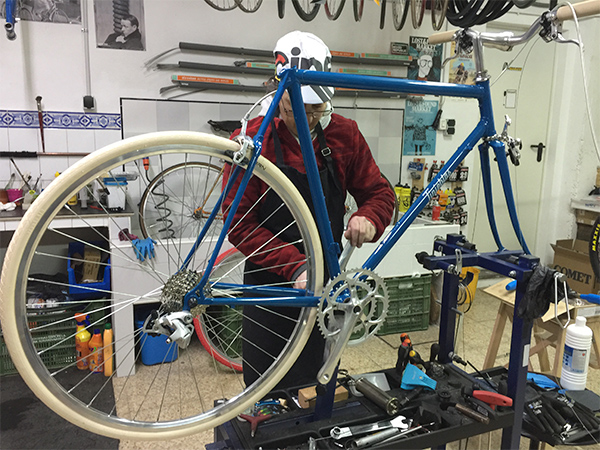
[115,283,600,449]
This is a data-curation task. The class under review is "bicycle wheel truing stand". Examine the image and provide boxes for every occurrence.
[421,233,539,450]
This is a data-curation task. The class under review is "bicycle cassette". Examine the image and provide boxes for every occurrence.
[161,269,201,312]
[317,269,389,345]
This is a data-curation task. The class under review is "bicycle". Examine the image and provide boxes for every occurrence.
[0,1,597,442]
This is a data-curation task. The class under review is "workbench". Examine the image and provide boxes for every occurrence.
[210,366,514,450]
[209,234,543,449]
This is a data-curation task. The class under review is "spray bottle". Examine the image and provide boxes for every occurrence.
[74,313,91,370]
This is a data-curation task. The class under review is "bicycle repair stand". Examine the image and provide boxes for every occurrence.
[420,233,538,450]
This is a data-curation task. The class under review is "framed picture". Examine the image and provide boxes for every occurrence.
[94,0,145,51]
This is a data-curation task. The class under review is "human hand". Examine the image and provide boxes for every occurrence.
[116,35,126,43]
[344,216,375,248]
[293,270,307,290]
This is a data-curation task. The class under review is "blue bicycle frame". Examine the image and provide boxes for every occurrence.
[183,67,530,310]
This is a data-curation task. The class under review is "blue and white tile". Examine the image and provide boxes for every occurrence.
[94,129,123,151]
[0,128,8,151]
[7,128,39,153]
[66,129,97,154]
[43,129,69,154]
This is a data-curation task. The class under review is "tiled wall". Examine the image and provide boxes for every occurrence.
[0,110,122,189]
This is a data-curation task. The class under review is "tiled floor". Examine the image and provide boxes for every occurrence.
[118,278,600,450]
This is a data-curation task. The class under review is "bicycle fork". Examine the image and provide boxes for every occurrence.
[478,137,531,254]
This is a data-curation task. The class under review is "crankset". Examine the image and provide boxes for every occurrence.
[316,269,389,384]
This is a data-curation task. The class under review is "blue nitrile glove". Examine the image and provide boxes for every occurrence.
[527,372,559,390]
[131,238,156,262]
[580,293,600,305]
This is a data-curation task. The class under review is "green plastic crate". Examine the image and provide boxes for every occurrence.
[203,305,243,358]
[1,302,108,376]
[376,275,432,336]
[1,309,77,375]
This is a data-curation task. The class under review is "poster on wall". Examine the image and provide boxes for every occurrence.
[403,99,439,156]
[0,0,81,24]
[95,0,145,50]
[447,42,477,85]
[407,37,443,82]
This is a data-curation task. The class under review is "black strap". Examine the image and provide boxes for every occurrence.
[271,120,285,167]
[315,123,342,194]
[271,120,342,194]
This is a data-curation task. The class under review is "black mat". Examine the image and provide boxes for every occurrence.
[1,369,119,450]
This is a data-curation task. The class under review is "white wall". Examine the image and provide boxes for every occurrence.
[535,17,600,264]
[1,1,598,262]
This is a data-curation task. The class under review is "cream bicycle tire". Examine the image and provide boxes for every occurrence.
[0,131,323,440]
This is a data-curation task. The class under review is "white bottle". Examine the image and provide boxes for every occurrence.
[560,316,593,390]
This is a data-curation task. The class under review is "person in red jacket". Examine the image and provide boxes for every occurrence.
[224,31,396,388]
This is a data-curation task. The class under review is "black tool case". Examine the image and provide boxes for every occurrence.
[210,365,515,449]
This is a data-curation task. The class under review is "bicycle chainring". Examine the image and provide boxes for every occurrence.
[317,269,389,345]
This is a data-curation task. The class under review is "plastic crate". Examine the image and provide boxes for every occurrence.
[67,241,111,300]
[376,275,432,335]
[1,309,77,375]
[203,305,243,359]
[0,302,108,376]
[135,305,178,366]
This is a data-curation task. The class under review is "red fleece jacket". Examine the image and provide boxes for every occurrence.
[224,114,396,281]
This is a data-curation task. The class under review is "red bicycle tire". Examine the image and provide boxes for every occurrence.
[193,248,244,372]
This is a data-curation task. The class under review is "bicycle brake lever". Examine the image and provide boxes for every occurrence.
[554,33,581,47]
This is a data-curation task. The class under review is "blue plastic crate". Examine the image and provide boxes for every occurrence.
[67,241,111,300]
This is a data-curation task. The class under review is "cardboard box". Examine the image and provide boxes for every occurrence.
[576,209,599,227]
[82,246,102,282]
[551,239,599,294]
[298,385,348,409]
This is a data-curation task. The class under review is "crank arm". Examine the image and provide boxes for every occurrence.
[317,302,360,385]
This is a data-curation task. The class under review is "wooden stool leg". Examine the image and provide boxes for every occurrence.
[533,322,552,373]
[553,325,568,378]
[484,302,510,369]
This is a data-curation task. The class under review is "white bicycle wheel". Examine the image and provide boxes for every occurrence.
[138,161,225,241]
[0,131,323,440]
[204,0,238,11]
[234,0,263,12]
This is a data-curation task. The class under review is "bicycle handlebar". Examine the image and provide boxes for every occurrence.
[428,0,600,45]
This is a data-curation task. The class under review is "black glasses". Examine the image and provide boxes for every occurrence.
[281,106,333,119]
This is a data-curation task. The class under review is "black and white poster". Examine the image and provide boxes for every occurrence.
[1,0,81,24]
[94,0,145,51]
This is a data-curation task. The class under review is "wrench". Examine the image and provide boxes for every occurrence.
[330,415,411,440]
